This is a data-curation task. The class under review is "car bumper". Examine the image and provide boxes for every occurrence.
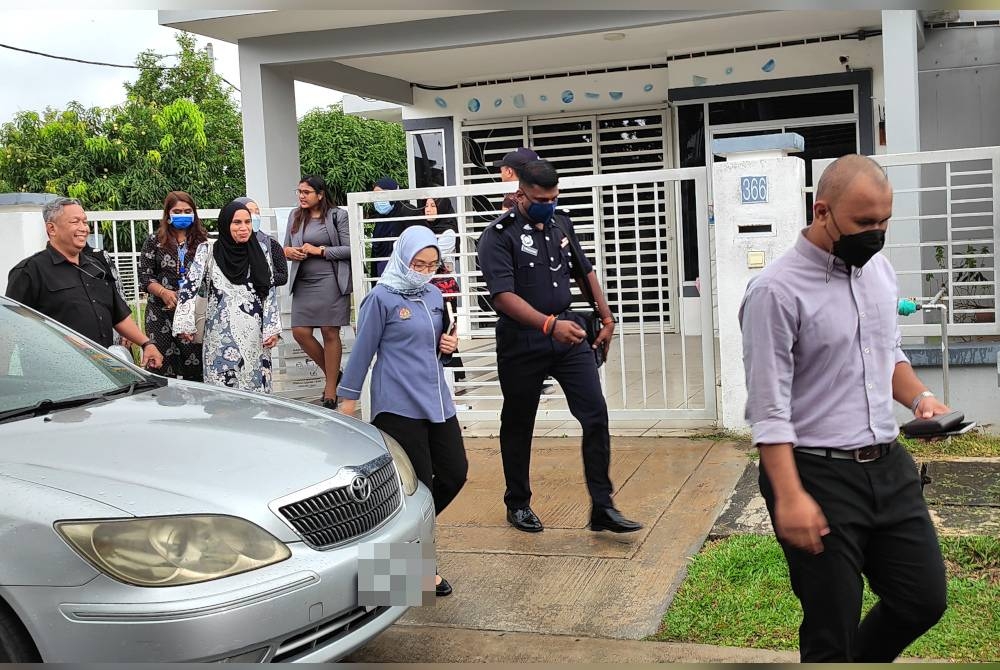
[5,488,435,662]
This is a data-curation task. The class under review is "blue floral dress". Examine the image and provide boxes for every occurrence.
[173,242,281,393]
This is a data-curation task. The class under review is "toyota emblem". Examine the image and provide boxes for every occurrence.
[350,475,372,503]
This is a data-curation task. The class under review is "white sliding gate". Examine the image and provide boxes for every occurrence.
[346,167,716,431]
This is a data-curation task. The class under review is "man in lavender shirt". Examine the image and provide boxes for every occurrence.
[739,155,951,662]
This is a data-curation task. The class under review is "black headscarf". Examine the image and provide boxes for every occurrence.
[422,197,457,235]
[213,200,271,301]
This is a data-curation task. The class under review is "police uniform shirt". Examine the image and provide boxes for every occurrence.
[6,244,131,347]
[478,208,593,317]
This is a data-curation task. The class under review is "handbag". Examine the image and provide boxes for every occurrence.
[192,243,215,344]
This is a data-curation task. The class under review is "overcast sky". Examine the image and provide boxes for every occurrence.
[0,10,342,125]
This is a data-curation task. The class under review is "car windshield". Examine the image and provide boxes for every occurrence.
[0,302,148,413]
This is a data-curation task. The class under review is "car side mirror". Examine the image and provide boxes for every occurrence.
[107,344,133,364]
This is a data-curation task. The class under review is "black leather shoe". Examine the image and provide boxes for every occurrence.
[590,506,643,533]
[506,506,544,533]
[435,576,452,597]
[321,397,337,410]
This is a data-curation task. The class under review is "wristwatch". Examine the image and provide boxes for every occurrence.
[910,390,934,413]
[139,340,154,350]
[318,245,326,256]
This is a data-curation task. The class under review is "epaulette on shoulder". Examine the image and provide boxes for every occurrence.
[490,210,518,231]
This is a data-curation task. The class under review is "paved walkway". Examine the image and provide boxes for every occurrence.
[349,436,748,660]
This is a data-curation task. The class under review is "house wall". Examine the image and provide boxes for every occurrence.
[404,37,887,131]
[919,26,1000,150]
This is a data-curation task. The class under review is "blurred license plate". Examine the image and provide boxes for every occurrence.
[357,541,436,607]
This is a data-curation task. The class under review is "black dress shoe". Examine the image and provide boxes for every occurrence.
[506,506,544,533]
[435,576,452,597]
[590,506,643,533]
[321,397,337,410]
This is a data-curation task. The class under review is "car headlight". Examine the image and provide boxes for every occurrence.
[55,515,291,587]
[378,429,418,496]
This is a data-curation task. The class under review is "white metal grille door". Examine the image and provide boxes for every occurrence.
[461,107,675,331]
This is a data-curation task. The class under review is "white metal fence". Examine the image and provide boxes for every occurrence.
[814,146,1000,337]
[346,168,716,429]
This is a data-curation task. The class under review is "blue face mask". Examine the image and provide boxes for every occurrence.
[251,214,262,232]
[170,213,194,230]
[526,199,557,224]
[373,200,393,215]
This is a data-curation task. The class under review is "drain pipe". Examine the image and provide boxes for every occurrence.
[923,288,950,407]
[898,287,950,407]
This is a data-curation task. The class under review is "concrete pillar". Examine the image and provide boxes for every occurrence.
[711,134,807,430]
[881,10,924,308]
[239,54,301,210]
[0,194,54,295]
[882,11,922,154]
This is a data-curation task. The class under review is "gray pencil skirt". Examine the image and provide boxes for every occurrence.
[290,272,350,327]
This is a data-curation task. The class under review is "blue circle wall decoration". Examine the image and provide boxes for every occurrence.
[434,96,448,109]
[467,98,481,113]
[609,91,624,101]
[725,66,734,75]
[540,94,549,102]
[585,92,600,99]
[494,98,503,108]
[513,93,526,109]
[561,90,575,104]
[643,83,654,92]
[762,59,776,73]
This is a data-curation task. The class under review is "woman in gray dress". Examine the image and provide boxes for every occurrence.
[284,174,352,409]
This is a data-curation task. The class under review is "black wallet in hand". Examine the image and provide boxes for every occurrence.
[900,410,969,438]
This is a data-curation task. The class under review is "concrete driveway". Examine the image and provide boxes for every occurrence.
[350,436,748,661]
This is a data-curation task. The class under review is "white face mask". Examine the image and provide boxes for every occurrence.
[403,266,435,289]
[250,214,262,232]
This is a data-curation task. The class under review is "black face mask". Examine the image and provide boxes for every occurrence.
[828,211,886,269]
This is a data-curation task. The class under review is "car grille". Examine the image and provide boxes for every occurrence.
[277,457,401,549]
[270,605,389,662]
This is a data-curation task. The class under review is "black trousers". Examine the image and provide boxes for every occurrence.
[372,412,468,515]
[758,444,947,662]
[495,320,613,510]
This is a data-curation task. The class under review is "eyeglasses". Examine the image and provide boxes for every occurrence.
[295,189,316,196]
[410,260,440,272]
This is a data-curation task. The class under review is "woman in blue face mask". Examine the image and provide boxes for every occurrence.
[233,197,288,288]
[138,191,209,380]
[369,177,421,278]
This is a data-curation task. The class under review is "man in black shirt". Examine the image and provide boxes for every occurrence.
[6,197,163,369]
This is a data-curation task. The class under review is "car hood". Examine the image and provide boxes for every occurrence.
[0,381,392,542]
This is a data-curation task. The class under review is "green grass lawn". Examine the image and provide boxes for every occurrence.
[697,428,1000,460]
[656,534,1000,662]
[898,430,1000,459]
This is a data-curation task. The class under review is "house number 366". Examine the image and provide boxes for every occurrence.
[740,176,768,204]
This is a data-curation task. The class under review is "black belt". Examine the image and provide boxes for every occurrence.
[795,441,897,463]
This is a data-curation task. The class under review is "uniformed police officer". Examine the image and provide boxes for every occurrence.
[477,159,642,534]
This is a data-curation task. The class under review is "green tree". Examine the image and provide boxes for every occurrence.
[0,32,243,215]
[297,103,407,205]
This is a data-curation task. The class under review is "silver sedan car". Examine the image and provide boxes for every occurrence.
[0,297,435,662]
